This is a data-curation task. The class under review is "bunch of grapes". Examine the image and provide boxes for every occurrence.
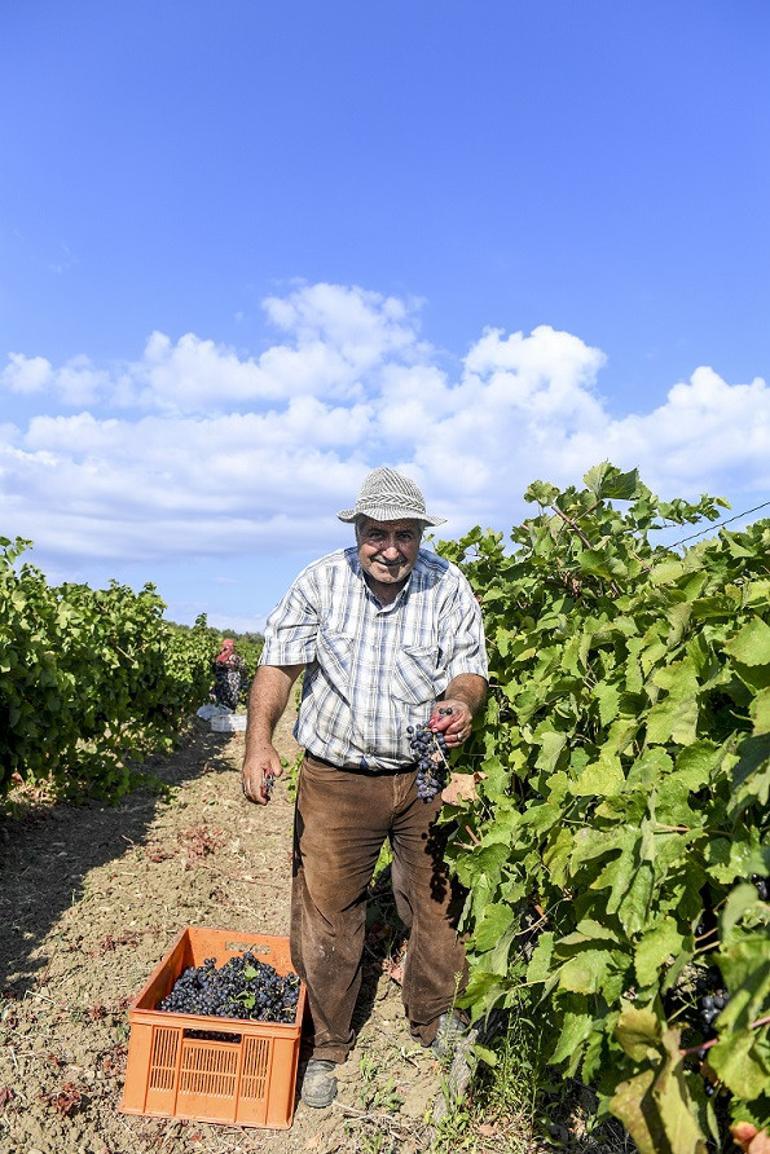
[665,963,732,1097]
[750,873,769,901]
[157,951,300,1024]
[407,708,452,801]
[698,987,730,1048]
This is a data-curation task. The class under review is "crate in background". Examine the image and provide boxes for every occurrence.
[210,712,247,732]
[120,926,305,1129]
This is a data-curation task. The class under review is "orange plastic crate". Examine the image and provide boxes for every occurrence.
[120,926,306,1129]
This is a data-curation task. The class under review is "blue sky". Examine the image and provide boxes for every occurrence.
[2,1,769,629]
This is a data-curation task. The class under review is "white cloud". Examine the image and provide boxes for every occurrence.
[1,283,428,414]
[557,366,770,495]
[1,283,768,567]
[2,353,53,394]
[1,351,110,405]
[263,282,421,368]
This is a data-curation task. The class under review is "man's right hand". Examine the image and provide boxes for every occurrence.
[241,744,283,806]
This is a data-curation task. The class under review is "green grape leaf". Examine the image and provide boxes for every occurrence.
[473,903,515,951]
[635,917,685,988]
[526,931,555,984]
[709,1032,770,1101]
[550,1005,595,1066]
[725,617,770,667]
[750,687,770,736]
[721,884,762,937]
[571,753,625,797]
[557,949,613,995]
[594,682,621,726]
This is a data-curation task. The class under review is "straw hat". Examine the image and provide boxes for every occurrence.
[337,467,446,527]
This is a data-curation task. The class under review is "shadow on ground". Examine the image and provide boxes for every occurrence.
[0,722,232,995]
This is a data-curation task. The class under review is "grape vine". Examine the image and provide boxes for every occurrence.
[436,464,770,1152]
[0,536,215,800]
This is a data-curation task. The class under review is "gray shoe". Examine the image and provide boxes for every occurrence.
[301,1059,338,1108]
[430,1011,472,1060]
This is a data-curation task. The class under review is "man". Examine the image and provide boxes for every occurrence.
[241,467,488,1108]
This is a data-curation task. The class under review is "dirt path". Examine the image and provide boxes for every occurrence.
[0,711,446,1154]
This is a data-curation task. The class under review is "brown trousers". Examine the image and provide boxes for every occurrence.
[290,754,467,1062]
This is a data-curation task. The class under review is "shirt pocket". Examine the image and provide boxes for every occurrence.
[391,644,437,706]
[315,626,354,698]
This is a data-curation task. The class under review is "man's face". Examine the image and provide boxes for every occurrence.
[357,517,421,588]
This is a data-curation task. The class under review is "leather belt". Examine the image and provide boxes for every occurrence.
[304,750,416,777]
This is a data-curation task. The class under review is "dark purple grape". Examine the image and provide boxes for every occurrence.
[408,718,451,801]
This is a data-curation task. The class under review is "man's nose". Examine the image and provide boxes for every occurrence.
[380,539,401,557]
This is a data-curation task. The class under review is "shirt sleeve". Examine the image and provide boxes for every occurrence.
[438,568,489,683]
[259,570,319,667]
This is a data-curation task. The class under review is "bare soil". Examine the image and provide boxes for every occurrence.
[0,709,455,1154]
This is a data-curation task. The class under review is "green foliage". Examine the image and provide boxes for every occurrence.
[436,465,770,1151]
[0,537,215,800]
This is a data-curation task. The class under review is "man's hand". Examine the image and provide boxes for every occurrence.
[429,699,473,748]
[241,664,302,805]
[731,1123,770,1154]
[241,743,284,806]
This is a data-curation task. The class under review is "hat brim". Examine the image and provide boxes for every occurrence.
[337,504,446,527]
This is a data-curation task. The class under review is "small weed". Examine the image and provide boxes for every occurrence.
[429,998,633,1153]
[344,1116,414,1154]
[358,1130,390,1154]
[358,1051,404,1113]
[480,1006,542,1126]
[431,1100,477,1151]
[113,1020,131,1042]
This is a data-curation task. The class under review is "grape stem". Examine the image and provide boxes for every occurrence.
[463,823,481,846]
[429,732,451,769]
[513,912,549,938]
[679,1014,770,1057]
[549,506,595,552]
[549,505,621,596]
[693,941,720,956]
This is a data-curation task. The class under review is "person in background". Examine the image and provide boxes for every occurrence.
[212,638,246,711]
[241,467,488,1109]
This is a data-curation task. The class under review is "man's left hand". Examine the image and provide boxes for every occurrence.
[429,699,473,748]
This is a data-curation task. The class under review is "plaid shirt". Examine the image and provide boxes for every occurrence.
[259,546,488,771]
